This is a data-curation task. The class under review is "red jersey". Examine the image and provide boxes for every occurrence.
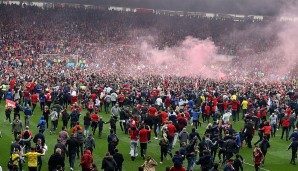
[90,94,97,100]
[148,107,157,117]
[71,96,78,104]
[31,94,38,104]
[91,114,99,122]
[46,93,52,102]
[260,125,271,135]
[23,90,30,99]
[129,128,139,141]
[139,128,151,143]
[87,101,94,110]
[222,101,229,111]
[286,108,291,116]
[118,94,125,102]
[158,111,168,124]
[205,105,211,115]
[230,100,240,110]
[282,117,290,127]
[167,124,176,137]
[253,149,263,165]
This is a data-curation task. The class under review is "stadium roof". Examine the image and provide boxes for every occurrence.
[23,0,294,16]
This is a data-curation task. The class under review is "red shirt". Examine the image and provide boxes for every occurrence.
[139,128,151,143]
[282,117,290,127]
[205,105,211,115]
[230,100,240,110]
[118,94,125,102]
[91,94,97,100]
[87,101,94,109]
[222,101,229,111]
[286,108,291,116]
[158,111,168,124]
[23,90,30,99]
[253,149,263,165]
[167,124,176,137]
[260,125,271,135]
[261,109,267,117]
[129,128,139,141]
[169,166,186,171]
[148,107,157,117]
[91,114,99,122]
[71,96,78,104]
[31,94,38,104]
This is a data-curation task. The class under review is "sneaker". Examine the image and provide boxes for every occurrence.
[70,167,73,171]
[50,131,52,135]
[154,137,159,140]
[160,162,163,164]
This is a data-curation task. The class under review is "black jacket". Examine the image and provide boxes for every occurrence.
[48,153,65,171]
[65,136,78,154]
[101,156,117,171]
[113,152,124,167]
[288,140,298,152]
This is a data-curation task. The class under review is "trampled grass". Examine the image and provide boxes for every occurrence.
[0,103,295,171]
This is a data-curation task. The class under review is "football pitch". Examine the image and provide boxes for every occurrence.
[0,103,296,171]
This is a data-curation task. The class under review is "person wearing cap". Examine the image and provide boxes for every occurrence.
[23,146,45,171]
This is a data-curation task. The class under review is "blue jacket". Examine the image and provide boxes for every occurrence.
[191,110,201,121]
[37,116,46,130]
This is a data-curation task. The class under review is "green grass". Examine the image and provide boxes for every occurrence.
[0,103,295,171]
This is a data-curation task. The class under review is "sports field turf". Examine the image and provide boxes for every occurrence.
[0,103,296,171]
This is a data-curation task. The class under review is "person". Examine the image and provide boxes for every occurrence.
[159,133,170,164]
[80,149,93,171]
[65,134,79,171]
[281,114,291,141]
[21,126,33,153]
[61,109,70,129]
[141,156,158,171]
[223,159,235,171]
[288,138,298,165]
[84,133,96,154]
[48,148,65,171]
[169,161,186,171]
[23,104,33,127]
[108,137,118,156]
[32,129,45,147]
[90,112,99,135]
[49,108,59,135]
[75,127,85,159]
[12,116,23,140]
[289,128,298,140]
[83,112,92,137]
[54,138,67,162]
[233,154,243,171]
[196,150,213,171]
[37,116,46,134]
[5,106,12,124]
[243,119,254,148]
[11,147,23,171]
[139,125,151,159]
[258,136,270,164]
[253,145,264,171]
[101,152,117,171]
[58,126,69,145]
[269,112,278,137]
[35,138,44,171]
[113,149,124,171]
[128,126,139,161]
[43,106,50,129]
[23,147,45,171]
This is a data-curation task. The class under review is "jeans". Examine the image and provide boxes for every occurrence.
[130,140,138,157]
[232,110,237,122]
[25,115,30,126]
[172,133,179,148]
[160,147,168,162]
[84,125,90,136]
[69,152,76,168]
[37,156,42,171]
[186,156,196,171]
[140,143,147,157]
[104,102,110,113]
[77,143,84,158]
[271,123,277,137]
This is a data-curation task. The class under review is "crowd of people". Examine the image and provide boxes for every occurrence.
[0,3,298,171]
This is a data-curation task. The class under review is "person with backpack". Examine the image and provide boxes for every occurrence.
[49,108,59,135]
[84,133,96,154]
[21,126,33,153]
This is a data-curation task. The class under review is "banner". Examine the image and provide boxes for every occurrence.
[6,99,16,108]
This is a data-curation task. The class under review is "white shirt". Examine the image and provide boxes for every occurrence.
[223,112,232,124]
[155,97,163,106]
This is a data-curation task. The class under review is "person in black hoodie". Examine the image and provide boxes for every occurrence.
[108,137,118,155]
[113,149,124,171]
[65,134,79,170]
[101,152,117,171]
[105,116,117,134]
[243,119,254,148]
[196,150,213,171]
[48,148,65,171]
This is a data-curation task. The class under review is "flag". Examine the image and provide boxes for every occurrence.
[6,99,16,108]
